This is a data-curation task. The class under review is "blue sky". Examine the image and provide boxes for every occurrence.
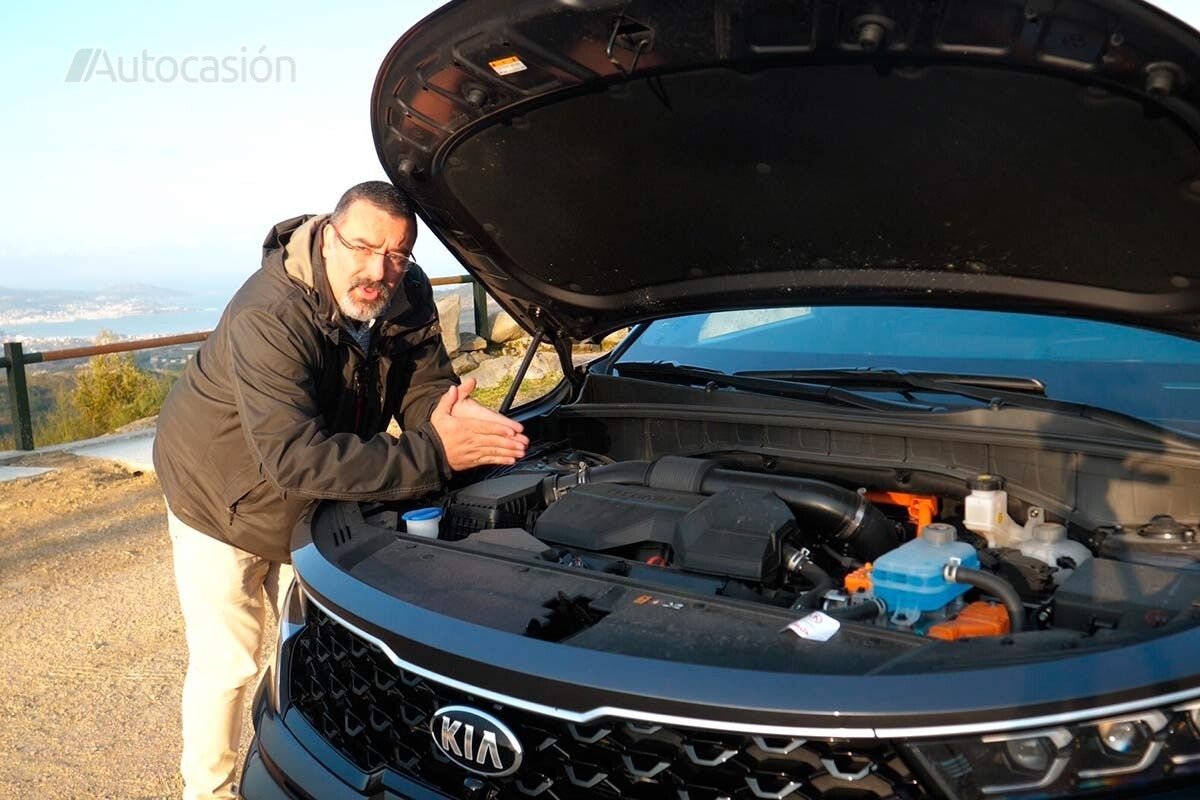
[1,1,1198,296]
[0,0,449,294]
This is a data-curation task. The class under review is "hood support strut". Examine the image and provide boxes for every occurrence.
[499,328,546,415]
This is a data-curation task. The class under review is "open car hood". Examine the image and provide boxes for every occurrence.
[371,0,1200,343]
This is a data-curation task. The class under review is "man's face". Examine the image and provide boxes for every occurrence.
[321,199,416,322]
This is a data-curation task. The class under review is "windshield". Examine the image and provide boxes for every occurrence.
[616,306,1200,436]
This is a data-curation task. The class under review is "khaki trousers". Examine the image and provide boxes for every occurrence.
[167,506,294,800]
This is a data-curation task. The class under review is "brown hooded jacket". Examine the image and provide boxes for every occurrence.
[153,213,456,562]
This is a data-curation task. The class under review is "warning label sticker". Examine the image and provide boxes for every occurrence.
[488,56,528,76]
[786,611,841,642]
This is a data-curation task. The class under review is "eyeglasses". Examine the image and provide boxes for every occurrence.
[330,222,416,271]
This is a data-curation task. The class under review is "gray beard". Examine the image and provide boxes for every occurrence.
[338,282,391,322]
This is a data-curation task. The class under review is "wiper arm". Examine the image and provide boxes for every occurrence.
[739,368,1047,396]
[614,362,941,412]
[740,368,1179,442]
[618,364,1188,442]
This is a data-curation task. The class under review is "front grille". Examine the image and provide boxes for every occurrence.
[289,607,926,799]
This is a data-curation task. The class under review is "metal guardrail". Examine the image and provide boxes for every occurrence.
[1,276,489,451]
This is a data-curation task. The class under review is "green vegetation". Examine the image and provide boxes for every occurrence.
[0,370,68,448]
[472,373,564,410]
[0,333,180,448]
[46,351,173,445]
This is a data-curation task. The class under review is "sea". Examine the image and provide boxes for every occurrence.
[0,291,231,350]
[0,285,479,351]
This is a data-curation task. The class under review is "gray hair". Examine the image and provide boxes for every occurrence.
[331,181,414,225]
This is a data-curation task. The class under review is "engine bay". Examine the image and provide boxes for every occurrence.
[364,444,1200,649]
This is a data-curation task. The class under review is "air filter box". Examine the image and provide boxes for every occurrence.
[444,472,546,539]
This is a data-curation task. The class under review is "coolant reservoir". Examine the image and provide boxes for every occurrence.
[963,474,1028,548]
[872,523,980,624]
[1019,522,1092,583]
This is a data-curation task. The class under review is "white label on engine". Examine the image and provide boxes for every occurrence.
[786,612,841,642]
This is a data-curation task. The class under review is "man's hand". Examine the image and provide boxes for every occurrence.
[449,377,525,433]
[431,379,529,471]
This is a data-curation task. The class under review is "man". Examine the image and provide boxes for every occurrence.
[153,181,528,800]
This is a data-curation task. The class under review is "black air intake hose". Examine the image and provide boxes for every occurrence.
[700,468,897,561]
[565,457,899,562]
[943,563,1026,633]
[794,559,834,610]
[827,598,885,622]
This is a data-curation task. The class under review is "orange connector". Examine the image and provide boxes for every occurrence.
[844,563,873,594]
[927,601,1012,641]
[865,491,940,536]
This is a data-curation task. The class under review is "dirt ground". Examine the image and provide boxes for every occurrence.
[0,452,271,799]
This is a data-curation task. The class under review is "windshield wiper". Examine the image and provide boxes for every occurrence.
[614,362,941,412]
[738,368,1179,442]
[619,364,1191,443]
[739,368,1046,396]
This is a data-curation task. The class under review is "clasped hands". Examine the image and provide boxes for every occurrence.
[430,376,529,471]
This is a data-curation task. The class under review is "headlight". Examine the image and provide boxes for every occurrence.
[904,701,1200,798]
[269,578,307,713]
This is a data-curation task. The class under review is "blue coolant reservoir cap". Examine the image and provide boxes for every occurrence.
[402,507,443,521]
[401,506,443,539]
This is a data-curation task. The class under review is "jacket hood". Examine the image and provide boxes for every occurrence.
[261,213,329,292]
[371,0,1200,342]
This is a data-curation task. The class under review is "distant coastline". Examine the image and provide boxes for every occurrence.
[0,284,232,351]
[0,284,476,352]
[1,309,225,351]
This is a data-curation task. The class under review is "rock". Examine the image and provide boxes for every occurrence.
[500,336,532,357]
[525,352,564,381]
[572,351,600,368]
[458,333,487,352]
[435,293,461,354]
[451,353,485,375]
[601,327,631,350]
[487,309,524,343]
[461,355,520,390]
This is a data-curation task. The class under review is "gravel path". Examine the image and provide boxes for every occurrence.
[0,453,271,799]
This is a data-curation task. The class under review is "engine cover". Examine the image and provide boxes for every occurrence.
[535,483,795,582]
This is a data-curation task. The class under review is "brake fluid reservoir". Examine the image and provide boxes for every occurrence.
[963,474,1028,548]
[1019,522,1092,583]
[872,523,979,624]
